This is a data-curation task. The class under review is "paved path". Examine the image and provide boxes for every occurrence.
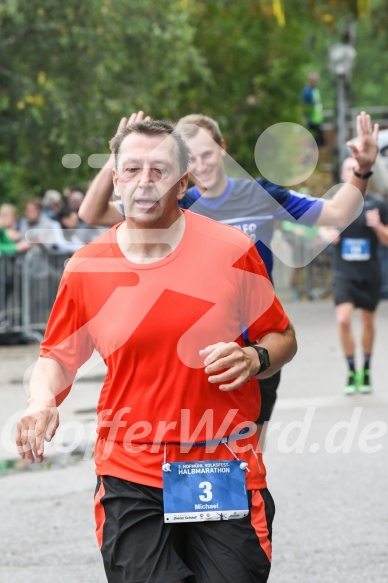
[1,300,387,582]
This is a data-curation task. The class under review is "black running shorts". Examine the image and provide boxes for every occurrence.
[256,370,282,425]
[333,278,381,312]
[95,475,275,583]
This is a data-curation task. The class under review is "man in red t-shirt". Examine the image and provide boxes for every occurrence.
[16,121,297,583]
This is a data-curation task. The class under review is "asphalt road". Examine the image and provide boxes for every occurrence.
[1,300,387,583]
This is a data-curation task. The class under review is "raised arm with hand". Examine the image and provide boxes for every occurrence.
[316,111,379,226]
[79,111,150,226]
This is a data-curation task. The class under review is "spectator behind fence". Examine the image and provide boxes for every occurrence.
[17,198,83,328]
[61,188,105,244]
[63,184,88,212]
[41,190,64,219]
[67,189,84,213]
[0,204,30,255]
[54,203,89,248]
[1,204,31,331]
[19,197,83,254]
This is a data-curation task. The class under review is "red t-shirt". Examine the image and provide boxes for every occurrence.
[41,210,289,489]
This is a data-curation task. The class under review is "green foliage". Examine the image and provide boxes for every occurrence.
[0,162,27,207]
[180,1,308,175]
[0,0,207,198]
[1,0,387,201]
[278,1,388,111]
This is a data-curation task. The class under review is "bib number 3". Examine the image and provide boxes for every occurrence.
[199,481,212,502]
[162,460,249,523]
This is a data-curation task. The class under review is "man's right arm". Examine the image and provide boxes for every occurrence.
[16,357,76,464]
[78,153,123,226]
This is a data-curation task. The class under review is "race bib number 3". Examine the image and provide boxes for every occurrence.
[162,460,249,523]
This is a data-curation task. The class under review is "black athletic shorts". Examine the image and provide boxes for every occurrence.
[256,370,282,425]
[333,278,381,312]
[95,475,275,583]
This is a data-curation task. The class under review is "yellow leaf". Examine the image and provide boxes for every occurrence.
[322,13,334,24]
[273,0,285,27]
[38,71,46,85]
[358,0,371,16]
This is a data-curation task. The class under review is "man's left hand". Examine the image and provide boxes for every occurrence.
[200,342,258,391]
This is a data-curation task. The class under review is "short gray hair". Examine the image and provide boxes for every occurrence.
[109,120,191,176]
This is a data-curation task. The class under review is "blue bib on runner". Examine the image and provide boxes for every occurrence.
[341,238,370,261]
[162,460,249,523]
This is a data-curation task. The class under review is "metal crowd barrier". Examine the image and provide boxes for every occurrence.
[0,247,71,342]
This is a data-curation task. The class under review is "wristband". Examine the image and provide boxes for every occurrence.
[250,345,270,375]
[353,167,373,179]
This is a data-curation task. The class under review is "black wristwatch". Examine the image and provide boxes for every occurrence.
[250,345,270,376]
[353,167,373,179]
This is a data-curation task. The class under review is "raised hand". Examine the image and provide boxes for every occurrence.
[347,111,379,172]
[115,111,152,136]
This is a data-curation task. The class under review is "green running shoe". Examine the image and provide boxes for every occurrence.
[358,368,372,394]
[344,371,358,395]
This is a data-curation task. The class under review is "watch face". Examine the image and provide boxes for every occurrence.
[254,346,270,372]
[260,348,270,370]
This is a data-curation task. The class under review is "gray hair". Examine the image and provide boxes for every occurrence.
[109,120,191,176]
